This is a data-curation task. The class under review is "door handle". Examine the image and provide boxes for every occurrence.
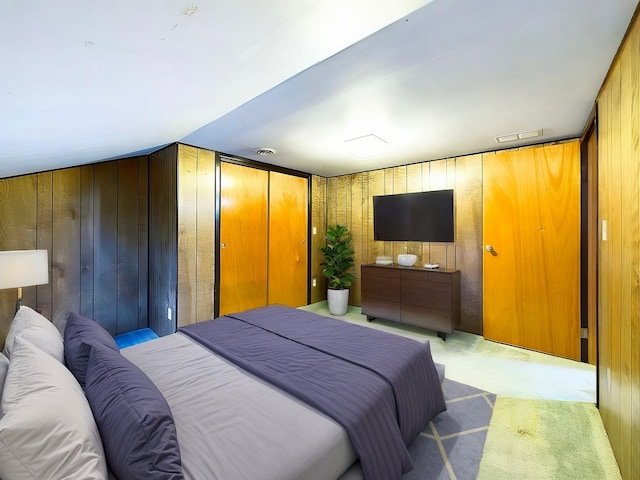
[221,243,226,249]
[485,245,494,252]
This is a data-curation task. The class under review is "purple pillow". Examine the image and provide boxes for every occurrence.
[64,312,118,387]
[85,344,183,480]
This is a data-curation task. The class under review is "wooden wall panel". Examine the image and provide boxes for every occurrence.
[169,145,217,327]
[36,172,53,322]
[426,160,449,267]
[325,155,483,334]
[598,68,613,444]
[117,158,142,334]
[600,58,624,466]
[194,148,215,323]
[0,175,37,346]
[149,144,216,331]
[391,166,408,264]
[92,162,118,333]
[406,163,424,262]
[585,126,598,366]
[350,174,364,306]
[618,24,638,476]
[366,170,385,265]
[311,175,327,303]
[177,145,198,326]
[148,144,178,337]
[454,154,483,334]
[79,166,94,319]
[51,168,82,328]
[609,63,624,466]
[1,157,149,346]
[597,10,640,479]
[420,162,432,263]
[629,21,640,480]
[383,168,395,259]
[137,158,149,330]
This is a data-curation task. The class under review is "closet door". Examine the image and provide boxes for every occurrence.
[483,142,580,360]
[219,162,268,315]
[268,172,308,307]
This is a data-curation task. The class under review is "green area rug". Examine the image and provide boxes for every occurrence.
[478,398,621,480]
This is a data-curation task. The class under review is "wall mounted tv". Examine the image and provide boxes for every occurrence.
[373,189,454,242]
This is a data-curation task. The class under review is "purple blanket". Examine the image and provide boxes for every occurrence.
[180,305,446,480]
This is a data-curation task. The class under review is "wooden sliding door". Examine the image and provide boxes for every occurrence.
[219,162,268,315]
[483,142,580,360]
[268,171,308,307]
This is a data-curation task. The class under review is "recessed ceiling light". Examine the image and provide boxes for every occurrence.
[344,134,388,158]
[256,148,276,156]
[496,129,543,143]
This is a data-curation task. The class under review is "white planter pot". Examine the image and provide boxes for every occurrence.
[327,289,349,316]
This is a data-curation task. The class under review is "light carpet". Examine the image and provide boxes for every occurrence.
[477,398,621,480]
[403,379,496,480]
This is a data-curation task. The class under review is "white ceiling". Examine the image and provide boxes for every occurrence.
[1,0,637,179]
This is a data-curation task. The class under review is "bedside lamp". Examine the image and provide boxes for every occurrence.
[0,250,49,313]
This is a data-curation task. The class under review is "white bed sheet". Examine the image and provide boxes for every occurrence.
[121,332,358,480]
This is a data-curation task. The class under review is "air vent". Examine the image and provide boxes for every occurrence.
[256,148,276,156]
[496,129,543,143]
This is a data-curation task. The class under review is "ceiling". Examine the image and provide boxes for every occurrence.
[1,0,638,179]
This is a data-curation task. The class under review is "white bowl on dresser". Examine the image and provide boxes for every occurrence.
[397,254,417,267]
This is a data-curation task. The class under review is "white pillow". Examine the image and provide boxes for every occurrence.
[0,353,8,402]
[0,337,107,479]
[3,305,64,363]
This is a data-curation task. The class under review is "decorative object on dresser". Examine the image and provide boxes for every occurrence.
[361,263,461,340]
[375,255,393,265]
[397,253,417,267]
[319,224,355,315]
[0,250,49,313]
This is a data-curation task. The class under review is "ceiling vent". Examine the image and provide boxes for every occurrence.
[496,129,543,143]
[256,148,276,156]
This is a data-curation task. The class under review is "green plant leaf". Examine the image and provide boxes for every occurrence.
[319,224,355,289]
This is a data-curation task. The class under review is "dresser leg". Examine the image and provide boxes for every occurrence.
[437,331,448,341]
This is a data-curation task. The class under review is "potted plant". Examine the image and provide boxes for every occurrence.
[319,224,355,315]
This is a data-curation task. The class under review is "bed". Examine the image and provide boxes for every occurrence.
[0,304,446,480]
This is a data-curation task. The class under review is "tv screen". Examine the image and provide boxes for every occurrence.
[373,189,454,242]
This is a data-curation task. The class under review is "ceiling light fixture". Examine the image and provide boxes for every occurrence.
[344,134,388,158]
[256,148,276,156]
[496,129,543,143]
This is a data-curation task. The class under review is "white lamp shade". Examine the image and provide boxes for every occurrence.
[0,250,49,290]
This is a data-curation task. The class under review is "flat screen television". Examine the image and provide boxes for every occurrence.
[373,189,454,242]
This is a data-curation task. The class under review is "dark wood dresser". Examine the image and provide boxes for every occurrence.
[361,264,461,339]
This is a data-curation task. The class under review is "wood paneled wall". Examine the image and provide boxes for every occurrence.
[148,144,216,335]
[148,144,178,337]
[311,175,328,303]
[177,145,216,326]
[0,158,149,346]
[597,9,640,479]
[325,154,483,335]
